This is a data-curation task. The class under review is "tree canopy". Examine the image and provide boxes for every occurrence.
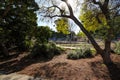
[55,18,70,34]
[80,0,120,39]
[0,0,39,55]
[35,26,52,43]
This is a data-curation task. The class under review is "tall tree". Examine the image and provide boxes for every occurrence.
[35,26,52,43]
[55,18,70,34]
[0,0,38,56]
[37,0,120,64]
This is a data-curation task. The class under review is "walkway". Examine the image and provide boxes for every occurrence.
[0,72,44,80]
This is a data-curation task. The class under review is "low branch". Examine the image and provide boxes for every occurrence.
[110,4,120,10]
[103,0,109,8]
[44,14,71,18]
[63,0,74,16]
[46,5,65,16]
[92,0,103,12]
[92,0,102,5]
[114,9,120,18]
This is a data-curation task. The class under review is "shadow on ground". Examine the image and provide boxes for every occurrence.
[106,63,120,80]
[0,52,51,74]
[90,61,120,80]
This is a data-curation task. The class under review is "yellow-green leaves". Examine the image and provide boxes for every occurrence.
[80,10,107,32]
[55,18,70,34]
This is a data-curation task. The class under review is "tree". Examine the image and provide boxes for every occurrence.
[0,0,38,56]
[80,0,120,39]
[35,26,52,43]
[80,0,120,63]
[37,0,120,64]
[80,10,107,33]
[55,18,70,34]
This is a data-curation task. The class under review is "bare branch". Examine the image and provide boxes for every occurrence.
[44,14,71,18]
[103,0,109,8]
[62,0,74,16]
[91,0,103,11]
[114,9,120,18]
[47,5,65,15]
[92,0,102,6]
[110,4,120,10]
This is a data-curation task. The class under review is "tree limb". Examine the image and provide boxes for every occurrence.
[64,0,74,16]
[110,4,120,10]
[103,0,109,8]
[47,5,65,15]
[44,14,71,18]
[92,0,102,6]
[114,9,120,18]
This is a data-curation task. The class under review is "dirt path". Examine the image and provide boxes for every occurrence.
[17,54,120,80]
[0,52,120,80]
[0,73,33,80]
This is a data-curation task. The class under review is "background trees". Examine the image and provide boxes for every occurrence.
[55,18,70,34]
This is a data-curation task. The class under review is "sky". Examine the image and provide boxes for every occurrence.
[35,0,84,34]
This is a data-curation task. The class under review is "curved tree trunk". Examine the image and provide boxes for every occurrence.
[70,15,112,64]
[71,16,102,52]
[61,0,113,64]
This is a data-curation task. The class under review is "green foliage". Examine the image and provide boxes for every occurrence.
[55,18,70,34]
[80,1,120,39]
[80,10,107,32]
[31,42,64,59]
[112,16,120,38]
[0,0,39,51]
[114,41,120,55]
[67,52,79,60]
[35,26,52,43]
[77,31,86,38]
[67,48,94,60]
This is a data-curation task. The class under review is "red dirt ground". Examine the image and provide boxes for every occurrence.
[0,52,120,80]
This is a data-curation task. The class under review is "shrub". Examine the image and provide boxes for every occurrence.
[31,42,64,59]
[114,41,120,55]
[35,26,52,43]
[84,48,93,57]
[67,51,79,60]
[67,48,94,60]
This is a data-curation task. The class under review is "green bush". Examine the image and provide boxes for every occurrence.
[35,26,52,43]
[67,51,79,60]
[84,48,93,57]
[114,41,120,55]
[67,48,94,60]
[31,42,64,59]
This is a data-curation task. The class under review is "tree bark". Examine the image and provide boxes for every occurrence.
[102,39,113,64]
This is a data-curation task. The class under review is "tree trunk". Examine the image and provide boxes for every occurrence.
[71,16,102,52]
[65,0,102,53]
[0,43,9,57]
[101,39,113,64]
[70,16,113,64]
[65,0,113,64]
